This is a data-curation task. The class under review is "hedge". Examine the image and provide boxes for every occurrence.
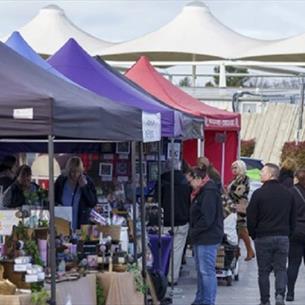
[241,139,255,157]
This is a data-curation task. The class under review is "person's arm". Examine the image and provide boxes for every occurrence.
[198,188,217,231]
[246,190,259,240]
[80,176,97,208]
[3,184,23,208]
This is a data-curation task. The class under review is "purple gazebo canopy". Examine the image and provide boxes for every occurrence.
[48,39,202,139]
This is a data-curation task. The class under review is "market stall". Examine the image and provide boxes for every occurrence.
[125,56,241,184]
[0,40,160,305]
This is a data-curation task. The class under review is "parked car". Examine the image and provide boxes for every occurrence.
[241,157,264,199]
[241,157,264,170]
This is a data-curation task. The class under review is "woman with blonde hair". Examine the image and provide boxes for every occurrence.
[55,156,97,230]
[228,160,255,261]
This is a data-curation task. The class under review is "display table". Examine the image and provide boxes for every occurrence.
[97,272,144,305]
[0,293,32,305]
[0,271,142,305]
[149,234,172,275]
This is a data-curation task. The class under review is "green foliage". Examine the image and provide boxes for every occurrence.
[23,188,48,206]
[127,263,148,294]
[96,280,105,305]
[14,221,30,240]
[241,139,256,157]
[214,65,250,87]
[178,76,192,87]
[205,81,214,87]
[31,288,49,305]
[24,240,43,266]
[281,141,305,168]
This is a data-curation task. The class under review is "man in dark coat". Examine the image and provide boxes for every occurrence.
[160,159,191,284]
[247,163,296,305]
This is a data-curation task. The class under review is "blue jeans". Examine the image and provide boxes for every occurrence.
[193,244,219,305]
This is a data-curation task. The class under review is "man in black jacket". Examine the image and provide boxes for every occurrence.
[247,163,296,305]
[160,160,191,284]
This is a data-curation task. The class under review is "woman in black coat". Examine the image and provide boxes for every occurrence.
[55,156,97,230]
[286,169,305,301]
[189,166,223,305]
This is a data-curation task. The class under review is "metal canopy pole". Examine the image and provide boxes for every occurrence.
[157,140,162,269]
[297,76,305,144]
[131,141,137,264]
[170,138,175,291]
[221,133,226,185]
[48,135,56,305]
[139,142,147,305]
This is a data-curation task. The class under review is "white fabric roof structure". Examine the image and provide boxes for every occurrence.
[100,1,268,61]
[240,33,305,62]
[1,5,114,56]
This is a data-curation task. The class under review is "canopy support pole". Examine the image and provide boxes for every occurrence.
[48,135,56,305]
[237,132,241,159]
[221,133,226,184]
[139,142,147,305]
[192,65,196,87]
[219,63,227,88]
[131,141,137,264]
[297,76,305,144]
[170,138,175,292]
[157,140,162,269]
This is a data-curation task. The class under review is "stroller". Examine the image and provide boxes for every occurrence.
[216,212,240,286]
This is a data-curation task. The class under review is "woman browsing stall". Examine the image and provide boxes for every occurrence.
[3,165,40,208]
[55,156,97,230]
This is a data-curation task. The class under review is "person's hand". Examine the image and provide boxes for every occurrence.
[78,174,87,187]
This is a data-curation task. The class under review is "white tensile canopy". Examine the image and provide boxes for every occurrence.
[1,5,114,56]
[100,1,267,62]
[240,32,305,62]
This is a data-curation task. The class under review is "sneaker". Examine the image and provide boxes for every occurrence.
[286,294,294,302]
[275,294,285,305]
[259,302,271,305]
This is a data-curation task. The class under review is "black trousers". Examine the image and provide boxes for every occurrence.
[287,238,305,296]
[255,236,289,304]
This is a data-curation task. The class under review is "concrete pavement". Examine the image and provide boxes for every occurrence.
[171,246,305,305]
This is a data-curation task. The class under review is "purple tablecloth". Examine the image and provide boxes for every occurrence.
[148,234,172,276]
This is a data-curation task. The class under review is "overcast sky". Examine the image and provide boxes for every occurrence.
[1,0,305,42]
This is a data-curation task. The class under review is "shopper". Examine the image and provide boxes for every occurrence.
[3,164,39,208]
[228,160,255,261]
[279,158,296,188]
[286,169,305,302]
[160,159,191,284]
[189,166,223,305]
[247,163,296,305]
[55,156,97,230]
[0,155,17,192]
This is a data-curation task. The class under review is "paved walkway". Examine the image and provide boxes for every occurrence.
[171,246,305,305]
